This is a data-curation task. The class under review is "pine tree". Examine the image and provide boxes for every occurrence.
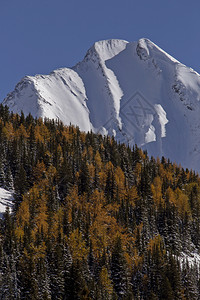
[49,242,65,300]
[4,166,14,192]
[182,260,199,300]
[13,164,28,212]
[78,159,91,195]
[18,251,39,300]
[110,236,129,299]
[159,276,174,300]
[67,261,89,300]
[0,161,5,188]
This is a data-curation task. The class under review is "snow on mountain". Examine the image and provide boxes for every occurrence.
[180,252,200,268]
[0,188,13,218]
[3,38,200,171]
[4,69,93,132]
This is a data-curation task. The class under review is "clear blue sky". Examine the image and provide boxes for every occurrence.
[0,0,200,100]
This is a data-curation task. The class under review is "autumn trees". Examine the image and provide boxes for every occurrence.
[0,106,199,298]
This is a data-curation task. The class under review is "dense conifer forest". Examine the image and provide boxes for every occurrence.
[0,104,200,299]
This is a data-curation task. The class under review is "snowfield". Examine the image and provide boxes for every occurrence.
[3,38,200,171]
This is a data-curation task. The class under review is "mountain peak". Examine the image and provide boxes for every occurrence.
[82,39,128,65]
[3,38,200,171]
[136,38,180,64]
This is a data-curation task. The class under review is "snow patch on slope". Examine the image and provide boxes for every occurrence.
[154,104,168,138]
[145,125,156,143]
[0,188,13,218]
[180,252,200,268]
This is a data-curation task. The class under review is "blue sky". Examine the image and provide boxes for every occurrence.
[0,0,200,100]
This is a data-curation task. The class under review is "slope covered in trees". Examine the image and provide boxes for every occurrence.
[0,104,200,299]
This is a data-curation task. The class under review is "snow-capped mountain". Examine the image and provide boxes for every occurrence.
[3,38,200,171]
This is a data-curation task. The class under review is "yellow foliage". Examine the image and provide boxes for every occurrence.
[62,126,74,143]
[100,143,105,151]
[90,189,105,205]
[46,165,57,183]
[15,226,25,240]
[88,190,105,219]
[77,193,90,214]
[50,208,64,239]
[126,186,139,207]
[99,171,107,189]
[166,187,191,216]
[89,209,119,258]
[2,122,15,140]
[132,250,143,269]
[16,200,30,228]
[67,229,88,261]
[99,266,113,298]
[33,161,46,183]
[165,169,173,183]
[15,199,30,240]
[25,184,42,206]
[81,148,87,159]
[175,188,191,216]
[105,161,114,173]
[114,166,125,201]
[158,163,166,179]
[148,235,166,257]
[65,185,79,213]
[34,123,50,142]
[94,151,102,172]
[79,131,86,143]
[134,162,142,184]
[88,163,95,181]
[166,187,176,206]
[158,163,173,183]
[139,149,146,160]
[106,203,120,216]
[88,146,94,161]
[33,242,47,259]
[32,201,48,238]
[56,144,64,165]
[151,176,164,207]
[156,157,161,165]
[24,242,47,260]
[16,124,28,139]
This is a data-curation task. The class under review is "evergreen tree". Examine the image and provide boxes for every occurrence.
[4,166,14,192]
[0,161,5,188]
[111,236,129,299]
[78,159,90,195]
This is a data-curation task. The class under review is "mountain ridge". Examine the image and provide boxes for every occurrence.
[3,38,200,171]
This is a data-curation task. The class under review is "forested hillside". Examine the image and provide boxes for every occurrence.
[0,104,200,299]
